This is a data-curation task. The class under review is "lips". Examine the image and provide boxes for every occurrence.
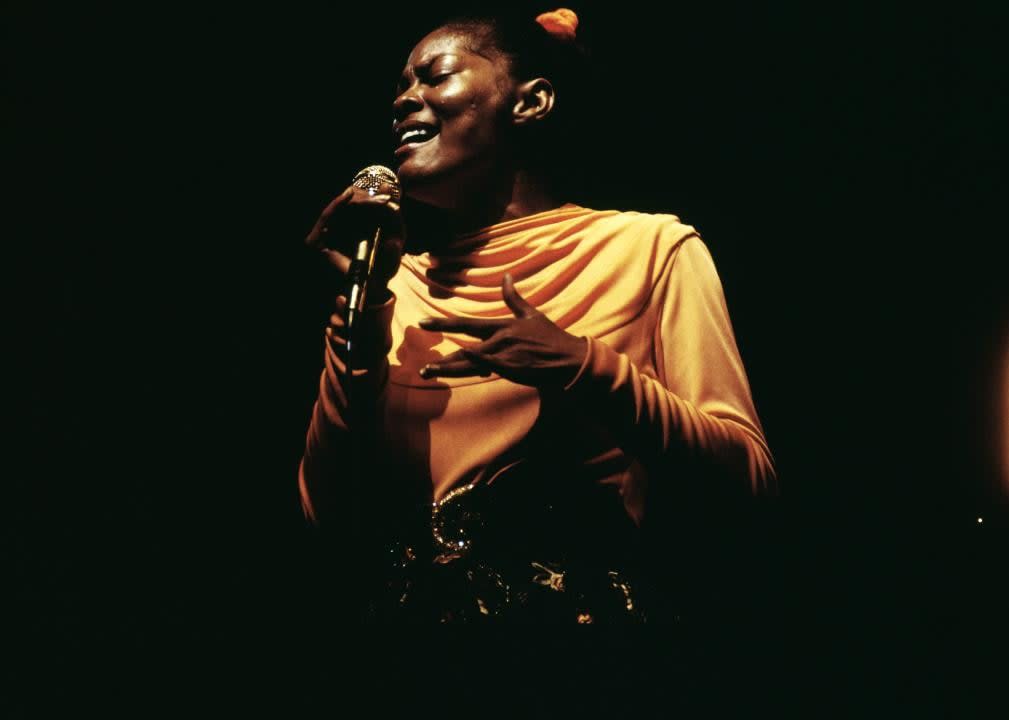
[394,121,439,152]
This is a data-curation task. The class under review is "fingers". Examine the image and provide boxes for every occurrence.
[419,316,509,339]
[320,248,350,274]
[502,273,535,318]
[420,352,492,379]
[326,296,349,338]
[344,189,403,237]
[323,186,355,215]
[305,187,353,249]
[306,185,403,252]
[417,320,500,378]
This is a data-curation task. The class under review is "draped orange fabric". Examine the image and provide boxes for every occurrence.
[299,203,775,528]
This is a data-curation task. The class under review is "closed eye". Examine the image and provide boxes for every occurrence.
[396,54,458,93]
[421,66,454,86]
[395,70,448,95]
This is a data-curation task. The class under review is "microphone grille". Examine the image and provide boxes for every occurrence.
[352,165,401,202]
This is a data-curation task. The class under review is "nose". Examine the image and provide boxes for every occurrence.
[393,81,423,121]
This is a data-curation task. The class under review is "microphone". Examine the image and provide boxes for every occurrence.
[344,165,401,365]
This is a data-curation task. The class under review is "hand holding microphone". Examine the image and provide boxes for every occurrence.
[305,165,404,307]
[304,165,403,370]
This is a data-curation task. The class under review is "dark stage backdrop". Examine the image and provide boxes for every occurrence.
[9,1,1007,715]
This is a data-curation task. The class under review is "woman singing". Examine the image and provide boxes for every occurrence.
[300,7,776,623]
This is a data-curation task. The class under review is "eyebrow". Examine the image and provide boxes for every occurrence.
[398,52,463,89]
[412,52,461,71]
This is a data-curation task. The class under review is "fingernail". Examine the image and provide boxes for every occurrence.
[419,318,432,327]
[419,365,431,378]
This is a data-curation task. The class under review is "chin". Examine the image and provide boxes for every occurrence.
[397,165,458,209]
[399,155,500,210]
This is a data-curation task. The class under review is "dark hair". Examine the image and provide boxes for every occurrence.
[433,8,593,195]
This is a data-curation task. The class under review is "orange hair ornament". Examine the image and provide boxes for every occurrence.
[535,8,579,41]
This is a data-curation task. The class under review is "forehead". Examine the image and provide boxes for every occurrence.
[404,28,492,68]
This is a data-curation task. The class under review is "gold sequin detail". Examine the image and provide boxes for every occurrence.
[607,571,635,613]
[431,482,477,560]
[531,561,566,592]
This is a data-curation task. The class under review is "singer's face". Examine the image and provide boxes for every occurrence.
[392,30,516,206]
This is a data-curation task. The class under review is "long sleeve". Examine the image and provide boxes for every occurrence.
[298,295,396,527]
[564,235,776,498]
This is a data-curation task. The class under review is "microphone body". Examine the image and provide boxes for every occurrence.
[344,165,401,366]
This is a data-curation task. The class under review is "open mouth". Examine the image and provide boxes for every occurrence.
[395,122,439,152]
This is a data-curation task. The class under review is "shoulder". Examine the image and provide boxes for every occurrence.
[577,206,700,250]
[569,207,703,280]
[560,206,705,297]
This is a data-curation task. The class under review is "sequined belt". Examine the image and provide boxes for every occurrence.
[364,471,651,623]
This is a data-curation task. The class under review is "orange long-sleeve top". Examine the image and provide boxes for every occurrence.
[299,203,776,529]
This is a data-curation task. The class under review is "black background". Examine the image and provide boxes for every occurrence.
[9,1,1007,715]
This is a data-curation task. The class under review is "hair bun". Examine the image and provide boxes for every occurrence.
[535,8,579,41]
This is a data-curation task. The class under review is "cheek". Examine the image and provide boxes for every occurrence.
[450,105,510,152]
[434,87,509,145]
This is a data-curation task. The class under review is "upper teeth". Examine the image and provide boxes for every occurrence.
[401,128,430,143]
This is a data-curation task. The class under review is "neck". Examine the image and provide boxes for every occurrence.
[444,168,563,238]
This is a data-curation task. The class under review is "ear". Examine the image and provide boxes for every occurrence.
[511,78,555,126]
